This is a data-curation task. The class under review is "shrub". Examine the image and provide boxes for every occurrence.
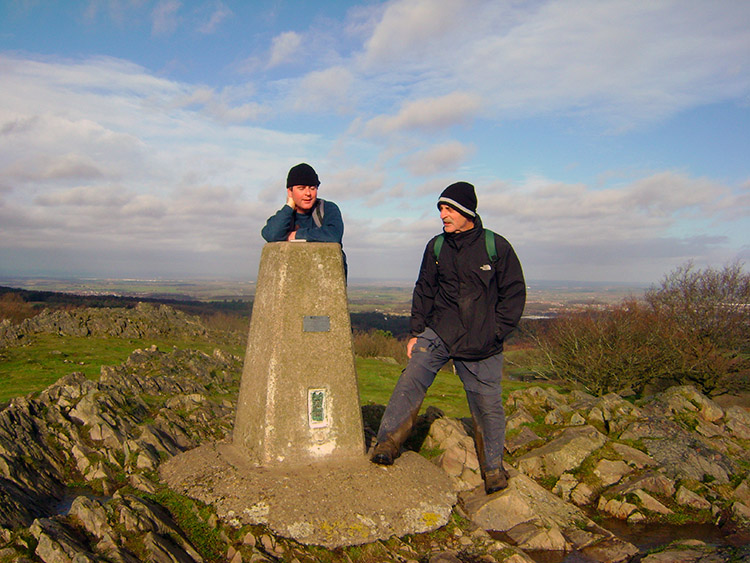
[536,299,680,396]
[0,292,37,324]
[353,329,408,364]
[531,261,749,397]
[645,261,749,353]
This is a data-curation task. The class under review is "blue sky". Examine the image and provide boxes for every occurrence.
[1,0,748,284]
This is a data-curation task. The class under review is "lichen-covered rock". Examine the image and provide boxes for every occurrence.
[515,425,607,479]
[505,426,543,454]
[610,442,656,468]
[0,303,214,349]
[593,459,632,487]
[662,385,725,421]
[460,467,634,555]
[675,485,712,510]
[0,345,241,530]
[30,517,98,563]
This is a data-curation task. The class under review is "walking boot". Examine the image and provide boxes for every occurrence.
[484,468,509,494]
[370,442,397,465]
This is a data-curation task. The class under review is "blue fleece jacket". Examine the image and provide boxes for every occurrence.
[261,199,344,243]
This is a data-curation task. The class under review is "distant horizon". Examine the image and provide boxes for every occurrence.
[0,274,653,290]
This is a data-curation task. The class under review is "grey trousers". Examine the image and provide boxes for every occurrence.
[375,328,506,473]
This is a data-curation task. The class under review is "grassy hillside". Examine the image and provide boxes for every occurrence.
[1,332,545,418]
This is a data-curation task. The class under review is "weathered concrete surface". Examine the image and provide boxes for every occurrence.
[233,242,365,467]
[160,445,456,548]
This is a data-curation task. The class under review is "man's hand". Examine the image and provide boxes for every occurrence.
[286,194,296,210]
[406,337,417,358]
[286,227,298,241]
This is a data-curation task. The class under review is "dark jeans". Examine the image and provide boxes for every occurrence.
[375,328,506,473]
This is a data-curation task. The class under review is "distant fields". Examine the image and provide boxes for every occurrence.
[0,276,647,317]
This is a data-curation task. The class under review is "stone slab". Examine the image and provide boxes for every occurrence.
[160,444,456,548]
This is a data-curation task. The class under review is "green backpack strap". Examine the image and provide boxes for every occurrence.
[484,229,497,262]
[433,230,497,263]
[433,234,444,263]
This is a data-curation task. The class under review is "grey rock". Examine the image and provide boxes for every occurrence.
[580,536,640,563]
[611,470,676,498]
[632,489,673,515]
[68,496,110,539]
[505,405,536,432]
[142,531,202,563]
[460,467,628,553]
[594,459,633,487]
[428,552,462,563]
[642,434,736,484]
[505,426,543,454]
[611,442,656,468]
[515,425,607,479]
[725,407,750,439]
[30,518,97,563]
[675,486,712,510]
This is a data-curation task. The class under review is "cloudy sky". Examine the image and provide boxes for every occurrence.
[1,0,748,284]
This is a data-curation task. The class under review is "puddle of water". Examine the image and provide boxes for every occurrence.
[596,517,726,551]
[490,519,729,563]
[523,551,595,563]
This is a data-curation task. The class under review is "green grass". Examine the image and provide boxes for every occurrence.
[355,358,470,417]
[0,334,240,403]
[1,334,555,416]
[145,488,226,563]
[355,356,550,419]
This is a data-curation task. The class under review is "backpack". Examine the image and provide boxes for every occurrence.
[433,229,497,264]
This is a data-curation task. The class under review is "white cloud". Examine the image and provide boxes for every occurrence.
[152,0,181,36]
[267,31,303,69]
[35,184,129,207]
[361,0,472,69]
[1,3,748,282]
[0,54,324,263]
[402,141,474,176]
[6,154,104,183]
[362,92,481,136]
[322,165,387,202]
[480,171,748,247]
[292,66,355,113]
[356,0,750,126]
[197,1,232,34]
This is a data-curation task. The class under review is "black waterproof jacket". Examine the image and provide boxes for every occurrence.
[410,217,526,360]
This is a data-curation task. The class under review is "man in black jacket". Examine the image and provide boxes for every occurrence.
[371,181,526,495]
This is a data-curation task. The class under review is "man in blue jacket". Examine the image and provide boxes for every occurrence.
[261,163,344,244]
[370,181,526,495]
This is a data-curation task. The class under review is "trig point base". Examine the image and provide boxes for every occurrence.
[233,242,365,466]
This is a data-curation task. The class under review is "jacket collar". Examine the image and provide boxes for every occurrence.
[444,215,483,249]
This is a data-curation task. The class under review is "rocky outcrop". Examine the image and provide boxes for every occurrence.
[0,303,212,348]
[0,345,241,561]
[1,323,749,562]
[424,384,750,561]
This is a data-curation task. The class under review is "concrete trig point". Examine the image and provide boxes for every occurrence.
[233,241,365,465]
[160,241,455,548]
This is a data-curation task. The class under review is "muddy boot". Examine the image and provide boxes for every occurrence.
[484,468,509,494]
[370,441,399,466]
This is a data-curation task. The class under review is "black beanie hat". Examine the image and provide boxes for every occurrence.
[286,163,320,187]
[437,181,477,218]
